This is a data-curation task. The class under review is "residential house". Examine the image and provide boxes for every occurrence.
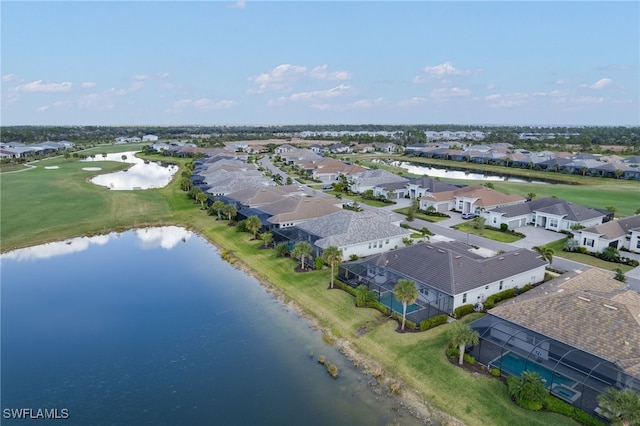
[258,195,343,229]
[485,198,606,231]
[349,169,408,193]
[469,268,640,414]
[339,241,546,321]
[274,144,297,154]
[274,209,412,261]
[574,214,640,253]
[419,185,525,215]
[142,134,159,142]
[405,177,463,200]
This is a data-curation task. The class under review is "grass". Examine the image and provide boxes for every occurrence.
[452,222,524,243]
[0,152,587,426]
[393,207,450,223]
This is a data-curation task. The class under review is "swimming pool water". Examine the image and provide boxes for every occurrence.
[492,352,577,389]
[379,292,421,314]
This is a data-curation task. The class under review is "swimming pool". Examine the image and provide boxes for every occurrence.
[379,292,421,314]
[491,351,577,389]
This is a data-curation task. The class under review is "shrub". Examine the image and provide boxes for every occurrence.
[349,254,359,261]
[446,347,459,358]
[235,219,248,233]
[326,362,339,379]
[490,368,501,377]
[314,257,325,270]
[463,353,475,365]
[543,396,605,426]
[355,285,376,307]
[419,314,449,331]
[454,304,475,318]
[275,243,290,257]
[508,372,547,411]
[520,284,533,294]
[500,223,509,232]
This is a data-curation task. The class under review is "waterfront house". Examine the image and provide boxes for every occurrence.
[574,214,640,253]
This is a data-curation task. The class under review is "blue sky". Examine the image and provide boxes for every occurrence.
[1,1,638,126]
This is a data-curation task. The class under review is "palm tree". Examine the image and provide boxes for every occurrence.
[196,192,208,209]
[209,200,225,220]
[222,204,237,222]
[419,227,431,242]
[291,241,312,270]
[393,279,418,331]
[527,192,537,200]
[322,245,343,289]
[179,177,192,192]
[614,169,623,179]
[509,371,547,410]
[580,166,589,177]
[259,231,273,248]
[597,387,640,426]
[447,322,480,365]
[245,215,262,239]
[532,246,554,265]
[605,205,618,218]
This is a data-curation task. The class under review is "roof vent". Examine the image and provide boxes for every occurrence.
[438,249,445,253]
[513,252,520,256]
[603,304,618,311]
[454,255,462,259]
[578,296,591,302]
[498,257,504,260]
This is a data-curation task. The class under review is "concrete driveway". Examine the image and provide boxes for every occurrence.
[509,225,566,250]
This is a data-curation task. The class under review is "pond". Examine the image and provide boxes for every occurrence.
[1,227,422,425]
[388,161,551,184]
[83,151,178,190]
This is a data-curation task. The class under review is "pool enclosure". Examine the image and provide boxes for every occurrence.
[469,315,640,414]
[338,260,450,325]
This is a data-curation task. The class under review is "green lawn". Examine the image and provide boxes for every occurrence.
[0,152,586,426]
[452,222,524,243]
[393,207,450,223]
[544,238,635,273]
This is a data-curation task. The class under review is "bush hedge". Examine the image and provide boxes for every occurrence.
[453,304,475,319]
[419,314,448,331]
[484,288,517,310]
[542,395,605,426]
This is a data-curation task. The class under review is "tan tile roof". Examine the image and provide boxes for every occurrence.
[491,268,640,377]
[263,196,342,224]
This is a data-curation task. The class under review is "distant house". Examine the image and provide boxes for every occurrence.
[574,214,640,253]
[339,241,546,318]
[405,177,462,200]
[142,134,159,142]
[470,268,640,415]
[274,144,296,154]
[485,198,606,231]
[349,169,408,193]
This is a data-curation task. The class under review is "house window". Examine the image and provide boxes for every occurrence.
[485,285,489,290]
[499,280,503,290]
[636,240,640,250]
[462,293,467,303]
[385,239,389,245]
[492,217,497,224]
[583,238,594,248]
[368,242,372,249]
[549,218,559,228]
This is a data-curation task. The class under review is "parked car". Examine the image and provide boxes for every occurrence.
[461,212,477,219]
[321,185,334,190]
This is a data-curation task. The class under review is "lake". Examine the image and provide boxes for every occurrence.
[83,151,178,190]
[390,161,551,184]
[1,227,421,425]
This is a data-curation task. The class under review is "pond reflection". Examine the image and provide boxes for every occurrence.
[84,151,178,190]
[392,161,550,184]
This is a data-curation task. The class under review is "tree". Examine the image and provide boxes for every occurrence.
[601,246,620,262]
[447,322,480,365]
[580,166,589,177]
[402,237,414,246]
[606,205,618,218]
[597,387,640,426]
[121,154,127,161]
[419,227,431,242]
[473,216,486,234]
[532,246,554,265]
[322,245,343,289]
[222,204,237,222]
[208,200,225,219]
[393,279,418,331]
[508,371,547,411]
[258,231,273,248]
[196,192,208,209]
[527,192,537,200]
[245,215,262,239]
[407,198,418,221]
[189,186,203,202]
[614,268,627,283]
[179,177,192,192]
[291,241,312,271]
[614,169,623,179]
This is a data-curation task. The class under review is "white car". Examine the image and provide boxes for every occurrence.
[461,212,477,219]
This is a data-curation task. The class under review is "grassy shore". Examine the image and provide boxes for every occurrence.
[0,152,581,426]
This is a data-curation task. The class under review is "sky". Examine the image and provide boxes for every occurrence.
[1,1,638,127]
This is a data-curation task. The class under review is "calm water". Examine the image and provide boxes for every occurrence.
[1,227,421,426]
[84,151,178,190]
[391,161,550,184]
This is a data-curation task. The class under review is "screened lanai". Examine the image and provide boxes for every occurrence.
[469,315,640,414]
[338,260,451,324]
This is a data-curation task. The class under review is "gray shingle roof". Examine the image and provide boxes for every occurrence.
[491,197,604,221]
[364,242,546,295]
[581,214,640,239]
[295,210,412,249]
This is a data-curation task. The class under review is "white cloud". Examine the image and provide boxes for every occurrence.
[430,87,472,99]
[15,80,73,93]
[352,97,385,108]
[2,74,16,82]
[413,61,478,83]
[397,97,427,107]
[586,78,613,89]
[36,100,72,112]
[267,84,352,107]
[485,92,529,108]
[166,98,236,112]
[248,64,351,93]
[81,82,97,89]
[227,0,246,9]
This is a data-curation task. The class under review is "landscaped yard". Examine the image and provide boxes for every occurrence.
[452,221,524,243]
[393,207,450,223]
[543,238,635,273]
